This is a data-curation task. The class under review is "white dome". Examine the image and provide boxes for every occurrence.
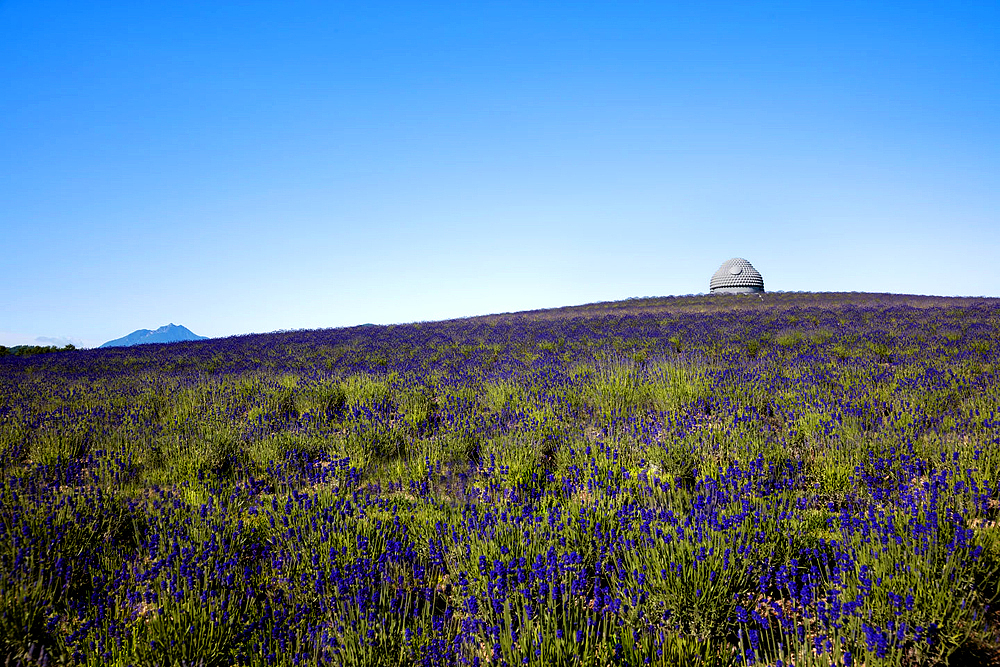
[710,258,764,293]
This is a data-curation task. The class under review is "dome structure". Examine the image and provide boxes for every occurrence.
[710,258,764,294]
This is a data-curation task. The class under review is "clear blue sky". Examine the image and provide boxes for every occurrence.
[2,1,998,347]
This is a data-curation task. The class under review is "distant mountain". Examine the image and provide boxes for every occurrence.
[100,324,207,348]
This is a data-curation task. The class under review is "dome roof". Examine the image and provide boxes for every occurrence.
[710,258,764,293]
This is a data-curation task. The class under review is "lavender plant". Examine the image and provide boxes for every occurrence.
[0,293,998,665]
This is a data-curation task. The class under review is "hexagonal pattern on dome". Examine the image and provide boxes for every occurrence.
[710,258,764,293]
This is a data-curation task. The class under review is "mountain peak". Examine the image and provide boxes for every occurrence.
[100,324,207,348]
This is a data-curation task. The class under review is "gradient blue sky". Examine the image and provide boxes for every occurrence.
[2,1,998,347]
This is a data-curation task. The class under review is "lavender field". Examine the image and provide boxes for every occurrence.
[1,292,998,666]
